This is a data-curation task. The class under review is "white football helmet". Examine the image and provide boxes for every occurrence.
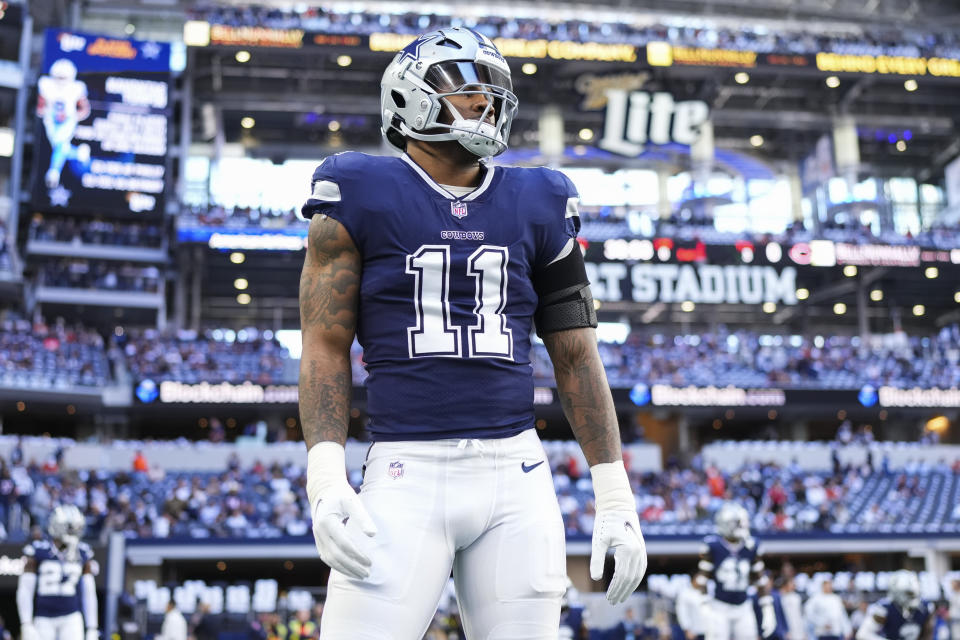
[380,27,518,158]
[49,58,78,82]
[48,504,85,552]
[715,503,750,542]
[888,570,920,611]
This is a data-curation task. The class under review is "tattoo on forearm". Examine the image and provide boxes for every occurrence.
[544,328,622,465]
[298,215,361,448]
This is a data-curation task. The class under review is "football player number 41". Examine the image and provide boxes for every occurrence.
[406,244,513,360]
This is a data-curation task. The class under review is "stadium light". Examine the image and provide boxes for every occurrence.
[750,135,764,147]
[955,291,960,303]
[843,265,857,277]
[234,278,248,290]
[870,289,883,302]
[237,293,252,305]
[337,55,352,67]
[926,416,949,433]
[762,302,776,313]
[904,79,918,92]
[0,127,13,157]
[328,120,341,132]
[734,72,749,84]
[578,128,594,141]
[521,63,537,75]
[680,301,695,312]
[796,288,809,300]
[912,304,925,316]
[833,302,846,314]
[896,140,906,152]
[825,76,840,88]
[124,23,136,35]
[235,50,251,63]
[925,267,938,279]
[241,117,255,129]
[230,252,245,264]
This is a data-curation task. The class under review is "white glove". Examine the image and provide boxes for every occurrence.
[21,624,39,640]
[589,462,648,605]
[307,442,378,580]
[85,629,99,640]
[758,596,777,638]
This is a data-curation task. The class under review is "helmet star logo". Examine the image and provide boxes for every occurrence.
[398,33,440,63]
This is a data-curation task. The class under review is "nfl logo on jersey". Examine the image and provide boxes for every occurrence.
[388,461,404,479]
[450,201,468,218]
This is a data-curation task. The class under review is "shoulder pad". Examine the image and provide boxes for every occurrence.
[535,166,580,199]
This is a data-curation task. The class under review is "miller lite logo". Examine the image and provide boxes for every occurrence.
[388,461,404,479]
[451,201,468,219]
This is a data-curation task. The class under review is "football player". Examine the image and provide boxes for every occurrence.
[695,503,774,640]
[18,505,98,640]
[36,58,91,189]
[298,26,648,639]
[856,570,934,640]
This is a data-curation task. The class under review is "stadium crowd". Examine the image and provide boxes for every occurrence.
[119,327,291,385]
[3,311,960,391]
[189,6,960,58]
[0,437,958,544]
[35,259,162,292]
[28,214,164,248]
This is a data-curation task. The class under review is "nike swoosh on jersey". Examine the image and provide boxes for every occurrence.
[521,460,545,473]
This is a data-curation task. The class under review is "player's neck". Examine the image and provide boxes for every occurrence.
[406,140,482,188]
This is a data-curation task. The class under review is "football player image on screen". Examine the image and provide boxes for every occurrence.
[856,570,934,640]
[17,505,99,640]
[36,58,91,189]
[298,26,648,639]
[695,503,776,640]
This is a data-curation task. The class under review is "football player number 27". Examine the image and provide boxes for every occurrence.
[37,561,81,596]
[406,244,513,360]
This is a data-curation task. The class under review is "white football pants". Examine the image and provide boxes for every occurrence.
[34,612,84,640]
[320,429,568,640]
[704,600,759,640]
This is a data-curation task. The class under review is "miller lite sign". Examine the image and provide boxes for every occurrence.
[599,89,709,156]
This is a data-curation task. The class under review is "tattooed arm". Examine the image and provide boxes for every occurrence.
[544,324,647,603]
[298,214,361,448]
[543,326,621,466]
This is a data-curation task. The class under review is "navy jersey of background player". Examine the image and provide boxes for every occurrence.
[752,591,789,640]
[702,534,758,605]
[23,539,93,617]
[302,151,580,441]
[875,597,933,640]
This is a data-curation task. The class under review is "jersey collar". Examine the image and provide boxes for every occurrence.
[401,153,495,202]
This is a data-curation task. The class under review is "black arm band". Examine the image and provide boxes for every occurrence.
[533,241,598,336]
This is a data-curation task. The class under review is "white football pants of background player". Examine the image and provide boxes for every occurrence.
[33,613,84,640]
[320,430,568,639]
[704,600,759,640]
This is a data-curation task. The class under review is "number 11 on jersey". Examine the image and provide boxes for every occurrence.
[406,244,513,360]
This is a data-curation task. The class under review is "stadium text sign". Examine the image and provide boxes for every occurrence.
[650,385,786,407]
[878,387,960,408]
[599,89,709,156]
[157,381,298,404]
[816,52,960,78]
[586,263,798,305]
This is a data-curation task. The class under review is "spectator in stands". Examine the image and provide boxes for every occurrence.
[132,450,149,473]
[156,600,188,640]
[779,577,805,640]
[190,602,217,640]
[287,609,318,640]
[804,577,851,640]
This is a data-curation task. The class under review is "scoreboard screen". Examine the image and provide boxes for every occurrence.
[32,29,171,216]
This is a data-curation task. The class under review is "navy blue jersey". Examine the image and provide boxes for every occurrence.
[752,592,789,640]
[873,598,933,640]
[23,539,92,618]
[302,152,580,441]
[701,534,759,605]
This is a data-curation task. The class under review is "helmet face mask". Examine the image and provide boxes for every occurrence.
[381,28,519,158]
[48,504,85,553]
[889,570,920,610]
[715,503,750,542]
